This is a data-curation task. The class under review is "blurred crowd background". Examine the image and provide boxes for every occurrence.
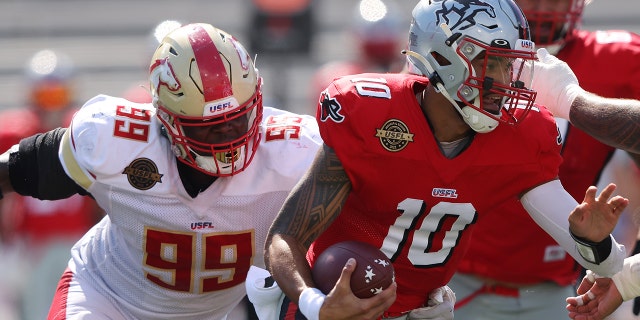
[0,0,638,116]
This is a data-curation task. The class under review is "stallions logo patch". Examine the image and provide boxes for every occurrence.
[122,158,164,190]
[435,0,497,31]
[375,119,414,152]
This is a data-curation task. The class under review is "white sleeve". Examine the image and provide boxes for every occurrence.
[612,254,640,301]
[520,180,625,277]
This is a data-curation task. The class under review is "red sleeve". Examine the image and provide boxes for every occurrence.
[0,109,41,152]
[315,73,428,188]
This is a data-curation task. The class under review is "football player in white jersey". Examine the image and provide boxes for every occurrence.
[0,23,322,319]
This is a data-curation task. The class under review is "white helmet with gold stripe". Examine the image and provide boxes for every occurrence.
[150,23,263,176]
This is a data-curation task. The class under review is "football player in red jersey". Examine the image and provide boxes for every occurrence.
[261,0,629,319]
[0,49,104,320]
[448,0,640,319]
[0,23,322,319]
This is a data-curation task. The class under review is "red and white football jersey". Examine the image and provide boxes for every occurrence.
[308,73,562,314]
[58,95,322,319]
[457,29,640,286]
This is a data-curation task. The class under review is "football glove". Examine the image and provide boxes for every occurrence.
[522,48,585,120]
[407,285,455,320]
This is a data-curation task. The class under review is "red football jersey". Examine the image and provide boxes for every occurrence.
[458,29,640,286]
[0,107,100,246]
[308,73,562,314]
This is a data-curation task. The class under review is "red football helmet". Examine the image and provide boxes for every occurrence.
[150,23,263,177]
[516,0,588,48]
[350,0,404,70]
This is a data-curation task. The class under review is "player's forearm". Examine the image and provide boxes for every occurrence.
[520,180,625,277]
[264,233,316,304]
[571,93,640,154]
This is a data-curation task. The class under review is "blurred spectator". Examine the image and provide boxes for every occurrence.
[0,49,103,320]
[309,0,405,113]
[349,0,405,72]
[248,0,314,56]
[247,0,315,111]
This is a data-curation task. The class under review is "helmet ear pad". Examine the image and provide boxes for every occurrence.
[431,52,452,67]
[149,23,263,176]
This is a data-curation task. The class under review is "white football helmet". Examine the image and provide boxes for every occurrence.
[405,0,537,133]
[517,0,588,49]
[150,23,263,176]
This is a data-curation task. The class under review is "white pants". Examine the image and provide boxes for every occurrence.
[49,267,249,320]
[448,273,574,320]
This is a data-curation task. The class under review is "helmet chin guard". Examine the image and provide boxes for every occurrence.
[459,105,499,133]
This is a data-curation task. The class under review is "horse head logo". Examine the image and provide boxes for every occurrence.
[149,57,182,95]
[227,36,251,72]
[435,0,497,31]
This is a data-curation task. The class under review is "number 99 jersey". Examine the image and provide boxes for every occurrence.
[57,94,322,319]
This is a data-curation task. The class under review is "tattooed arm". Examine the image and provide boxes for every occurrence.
[570,93,640,155]
[527,48,640,154]
[264,144,396,320]
[265,143,351,294]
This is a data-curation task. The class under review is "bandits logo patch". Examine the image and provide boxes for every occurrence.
[122,158,164,190]
[375,119,414,152]
[319,91,344,123]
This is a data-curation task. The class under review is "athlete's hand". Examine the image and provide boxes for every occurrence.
[319,258,397,320]
[569,183,628,242]
[407,285,455,320]
[566,271,622,320]
[521,48,585,120]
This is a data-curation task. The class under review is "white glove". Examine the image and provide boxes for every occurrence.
[245,266,285,319]
[407,286,456,320]
[522,48,585,120]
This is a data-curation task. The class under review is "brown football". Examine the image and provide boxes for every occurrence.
[311,241,395,298]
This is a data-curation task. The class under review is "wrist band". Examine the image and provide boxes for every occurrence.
[571,232,612,265]
[299,287,326,320]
